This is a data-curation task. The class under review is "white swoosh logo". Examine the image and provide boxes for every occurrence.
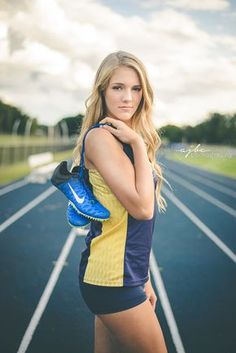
[68,183,85,204]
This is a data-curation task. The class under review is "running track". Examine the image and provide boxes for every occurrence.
[0,156,235,353]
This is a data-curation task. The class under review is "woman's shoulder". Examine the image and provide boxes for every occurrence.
[84,127,136,172]
[85,126,124,152]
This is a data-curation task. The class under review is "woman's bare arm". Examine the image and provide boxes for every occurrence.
[130,136,154,216]
[84,120,154,219]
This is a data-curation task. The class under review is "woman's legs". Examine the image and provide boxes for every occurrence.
[97,299,168,353]
[94,315,122,353]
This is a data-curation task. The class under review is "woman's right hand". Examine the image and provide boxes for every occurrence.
[99,117,141,145]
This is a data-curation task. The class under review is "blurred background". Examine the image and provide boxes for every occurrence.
[0,1,236,353]
[0,0,236,183]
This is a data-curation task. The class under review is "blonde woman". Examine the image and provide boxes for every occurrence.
[74,51,168,353]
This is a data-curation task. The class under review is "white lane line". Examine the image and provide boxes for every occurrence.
[16,228,78,353]
[0,179,29,196]
[165,157,236,188]
[74,227,90,236]
[167,167,236,198]
[166,172,236,218]
[0,186,56,233]
[163,187,236,263]
[150,250,186,353]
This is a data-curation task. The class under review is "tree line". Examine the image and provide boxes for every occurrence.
[0,99,83,137]
[0,99,235,145]
[160,113,236,146]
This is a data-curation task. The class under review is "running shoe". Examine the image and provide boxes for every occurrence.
[67,202,90,227]
[51,161,110,221]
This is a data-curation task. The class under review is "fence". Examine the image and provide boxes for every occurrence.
[0,140,75,166]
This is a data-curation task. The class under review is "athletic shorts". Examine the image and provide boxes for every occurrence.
[79,279,147,315]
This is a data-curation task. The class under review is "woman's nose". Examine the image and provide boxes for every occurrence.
[122,89,132,101]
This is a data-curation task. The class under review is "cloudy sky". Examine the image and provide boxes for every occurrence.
[0,0,236,128]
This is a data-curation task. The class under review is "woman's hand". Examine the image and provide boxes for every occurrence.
[144,279,158,311]
[99,117,141,145]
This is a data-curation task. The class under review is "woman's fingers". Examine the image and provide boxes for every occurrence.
[101,124,119,136]
[99,116,139,144]
[100,117,119,127]
[100,117,124,137]
[100,117,127,130]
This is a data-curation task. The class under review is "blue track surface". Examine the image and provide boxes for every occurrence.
[0,158,235,353]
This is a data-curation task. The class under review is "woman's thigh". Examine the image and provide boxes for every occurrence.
[94,316,121,353]
[98,299,168,353]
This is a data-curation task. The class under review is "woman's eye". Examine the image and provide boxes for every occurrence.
[112,86,141,91]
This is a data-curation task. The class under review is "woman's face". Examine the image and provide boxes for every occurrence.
[103,66,143,126]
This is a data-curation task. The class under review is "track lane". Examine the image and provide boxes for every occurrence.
[152,195,236,353]
[0,191,70,353]
[161,156,236,190]
[0,160,235,353]
[0,182,52,224]
[163,163,236,209]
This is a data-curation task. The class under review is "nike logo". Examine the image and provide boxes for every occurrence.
[68,183,85,204]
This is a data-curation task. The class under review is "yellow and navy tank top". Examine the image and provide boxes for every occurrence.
[79,142,158,287]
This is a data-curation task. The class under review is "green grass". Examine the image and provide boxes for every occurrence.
[0,149,73,185]
[0,134,76,146]
[53,150,73,162]
[163,145,236,179]
[0,134,51,145]
[0,162,31,185]
[2,143,236,185]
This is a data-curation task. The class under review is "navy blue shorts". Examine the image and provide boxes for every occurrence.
[79,279,147,315]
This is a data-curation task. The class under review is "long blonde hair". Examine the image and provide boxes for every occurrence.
[73,50,167,213]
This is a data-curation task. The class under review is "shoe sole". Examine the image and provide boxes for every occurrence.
[70,202,110,222]
[67,221,90,228]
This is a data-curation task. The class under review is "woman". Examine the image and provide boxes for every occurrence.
[73,51,168,353]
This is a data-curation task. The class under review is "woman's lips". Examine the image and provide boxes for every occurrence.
[119,107,133,110]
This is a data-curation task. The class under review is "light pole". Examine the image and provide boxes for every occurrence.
[23,119,33,161]
[12,119,21,135]
[60,121,69,142]
[25,119,33,137]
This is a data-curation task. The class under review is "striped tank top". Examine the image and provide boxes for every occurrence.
[78,141,158,287]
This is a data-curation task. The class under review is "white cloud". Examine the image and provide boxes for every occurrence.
[141,0,230,11]
[167,0,230,11]
[0,0,235,128]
